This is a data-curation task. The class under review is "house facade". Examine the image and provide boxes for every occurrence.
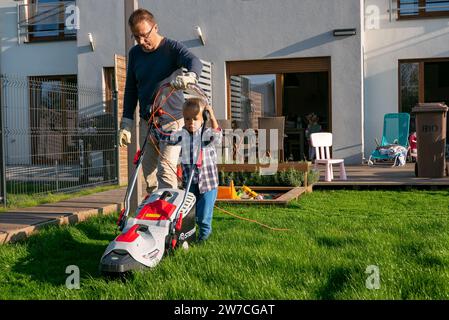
[1,0,448,168]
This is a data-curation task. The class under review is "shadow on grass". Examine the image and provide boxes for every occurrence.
[315,266,355,300]
[316,236,363,248]
[396,241,448,268]
[11,223,120,286]
[76,221,117,242]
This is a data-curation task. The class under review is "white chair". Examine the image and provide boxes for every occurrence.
[310,132,347,182]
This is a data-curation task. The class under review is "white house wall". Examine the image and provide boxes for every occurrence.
[140,0,365,163]
[76,0,126,91]
[364,0,449,157]
[0,0,77,165]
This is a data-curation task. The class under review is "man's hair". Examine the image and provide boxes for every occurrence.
[128,8,155,27]
[183,98,206,115]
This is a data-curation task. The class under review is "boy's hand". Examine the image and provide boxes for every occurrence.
[204,104,219,130]
[204,104,215,117]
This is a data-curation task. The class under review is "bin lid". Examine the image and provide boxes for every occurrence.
[412,102,448,113]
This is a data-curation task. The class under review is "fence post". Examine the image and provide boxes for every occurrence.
[55,160,59,192]
[0,75,6,206]
[113,89,119,185]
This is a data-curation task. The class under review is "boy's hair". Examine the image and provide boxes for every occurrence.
[183,98,207,115]
[128,9,155,27]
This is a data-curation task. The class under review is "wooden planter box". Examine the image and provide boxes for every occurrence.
[217,161,313,187]
[215,186,311,206]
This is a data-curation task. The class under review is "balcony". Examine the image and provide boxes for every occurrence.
[390,0,449,21]
[17,1,77,43]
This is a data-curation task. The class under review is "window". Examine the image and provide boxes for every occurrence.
[230,74,276,130]
[399,58,449,135]
[399,63,419,115]
[397,0,449,19]
[103,67,115,114]
[29,75,77,164]
[226,58,331,162]
[24,0,77,42]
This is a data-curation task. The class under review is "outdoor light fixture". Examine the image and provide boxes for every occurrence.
[88,32,95,51]
[333,28,357,37]
[195,26,205,46]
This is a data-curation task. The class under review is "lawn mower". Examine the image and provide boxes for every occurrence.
[99,83,209,275]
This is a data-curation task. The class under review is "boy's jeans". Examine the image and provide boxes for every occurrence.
[189,183,218,241]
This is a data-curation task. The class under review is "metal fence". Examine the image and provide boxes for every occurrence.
[0,74,118,203]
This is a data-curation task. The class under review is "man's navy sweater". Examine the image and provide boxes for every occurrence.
[123,38,203,124]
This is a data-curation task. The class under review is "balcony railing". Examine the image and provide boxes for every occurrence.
[17,1,77,43]
[389,0,449,21]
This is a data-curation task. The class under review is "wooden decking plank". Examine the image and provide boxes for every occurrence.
[0,219,55,232]
[314,163,449,186]
[40,202,121,210]
[0,232,6,244]
[43,202,123,213]
[8,207,82,214]
[276,187,306,202]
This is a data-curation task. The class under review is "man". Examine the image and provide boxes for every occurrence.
[119,8,203,194]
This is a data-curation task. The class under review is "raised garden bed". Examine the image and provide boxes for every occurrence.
[215,186,309,206]
[216,162,317,205]
[218,162,318,186]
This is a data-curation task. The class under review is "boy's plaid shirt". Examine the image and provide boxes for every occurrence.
[167,126,222,194]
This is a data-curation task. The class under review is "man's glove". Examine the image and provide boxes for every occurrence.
[118,117,133,147]
[171,72,198,90]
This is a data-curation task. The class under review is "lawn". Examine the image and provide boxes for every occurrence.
[0,189,449,300]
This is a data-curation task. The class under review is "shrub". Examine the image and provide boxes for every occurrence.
[218,167,316,187]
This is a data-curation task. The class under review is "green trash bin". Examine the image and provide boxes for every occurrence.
[411,102,448,178]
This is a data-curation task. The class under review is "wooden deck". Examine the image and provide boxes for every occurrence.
[314,163,449,187]
[0,187,127,244]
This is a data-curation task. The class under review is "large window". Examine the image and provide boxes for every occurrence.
[230,74,276,130]
[29,75,77,164]
[399,59,449,135]
[226,58,331,161]
[398,0,449,19]
[23,0,77,42]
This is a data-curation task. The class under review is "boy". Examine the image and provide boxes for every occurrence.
[170,98,222,242]
[305,113,322,160]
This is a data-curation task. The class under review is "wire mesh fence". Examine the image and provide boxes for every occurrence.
[0,74,119,202]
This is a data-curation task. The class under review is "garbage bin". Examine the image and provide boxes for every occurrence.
[411,102,448,178]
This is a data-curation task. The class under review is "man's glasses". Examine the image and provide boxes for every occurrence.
[132,24,155,41]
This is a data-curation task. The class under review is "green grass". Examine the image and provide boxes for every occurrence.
[1,189,449,299]
[0,184,122,212]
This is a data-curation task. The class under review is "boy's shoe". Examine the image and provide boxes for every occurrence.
[194,234,211,245]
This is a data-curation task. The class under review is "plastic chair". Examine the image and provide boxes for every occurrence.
[216,119,233,163]
[310,132,347,182]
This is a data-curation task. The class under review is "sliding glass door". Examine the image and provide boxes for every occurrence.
[399,58,449,136]
[227,57,331,161]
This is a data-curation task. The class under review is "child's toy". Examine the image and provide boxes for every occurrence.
[408,132,417,162]
[241,185,264,200]
[217,180,240,200]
